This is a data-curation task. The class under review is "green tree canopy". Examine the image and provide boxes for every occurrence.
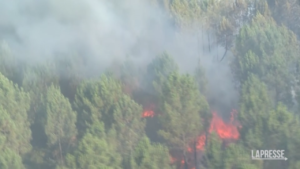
[0,72,31,155]
[43,85,77,165]
[64,121,121,169]
[145,52,179,92]
[132,136,174,169]
[202,132,261,169]
[112,94,146,155]
[157,72,209,166]
[232,13,300,107]
[238,74,271,149]
[22,62,59,123]
[0,147,25,169]
[74,75,124,137]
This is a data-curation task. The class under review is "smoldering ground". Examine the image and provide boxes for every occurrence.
[0,0,238,117]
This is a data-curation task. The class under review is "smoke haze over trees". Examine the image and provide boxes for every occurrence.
[0,0,300,169]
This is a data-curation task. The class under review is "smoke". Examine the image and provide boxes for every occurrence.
[0,0,238,115]
[1,0,171,65]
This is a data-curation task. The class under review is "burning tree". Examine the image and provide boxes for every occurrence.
[156,72,210,169]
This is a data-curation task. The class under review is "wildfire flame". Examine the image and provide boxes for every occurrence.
[142,110,155,117]
[191,110,240,151]
[209,111,239,140]
[141,106,240,169]
[142,104,156,118]
[173,110,241,169]
[195,135,206,150]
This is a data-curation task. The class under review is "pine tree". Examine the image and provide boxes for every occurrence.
[43,85,77,166]
[157,72,209,167]
[64,121,121,169]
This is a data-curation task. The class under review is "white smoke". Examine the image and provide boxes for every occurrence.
[0,0,238,115]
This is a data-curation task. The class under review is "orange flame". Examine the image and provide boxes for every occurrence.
[171,110,241,169]
[142,104,156,118]
[195,135,206,150]
[142,110,155,117]
[190,110,240,151]
[142,106,241,169]
[209,111,239,140]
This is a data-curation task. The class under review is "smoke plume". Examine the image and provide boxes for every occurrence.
[0,0,238,116]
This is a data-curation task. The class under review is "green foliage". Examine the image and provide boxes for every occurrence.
[169,0,202,27]
[203,132,223,169]
[0,72,32,155]
[23,148,48,169]
[255,1,271,16]
[202,0,249,52]
[217,17,235,51]
[121,135,175,169]
[24,85,77,168]
[74,75,123,137]
[233,13,300,106]
[44,85,77,148]
[1,1,300,169]
[264,104,300,168]
[266,104,300,167]
[238,75,300,168]
[132,136,174,169]
[0,147,25,169]
[239,74,271,148]
[203,132,260,169]
[146,52,179,92]
[112,94,146,155]
[64,121,121,169]
[287,128,300,169]
[157,72,209,153]
[22,62,59,123]
[269,0,300,38]
[267,103,296,141]
[222,143,260,169]
[194,63,208,94]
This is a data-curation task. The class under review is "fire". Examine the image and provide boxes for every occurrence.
[143,105,241,169]
[172,110,241,169]
[142,107,240,149]
[195,135,206,150]
[190,110,240,151]
[142,110,155,117]
[209,111,239,140]
[141,104,156,118]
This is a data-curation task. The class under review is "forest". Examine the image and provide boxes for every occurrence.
[1,0,300,169]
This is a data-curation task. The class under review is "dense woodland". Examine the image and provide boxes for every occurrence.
[1,0,300,169]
